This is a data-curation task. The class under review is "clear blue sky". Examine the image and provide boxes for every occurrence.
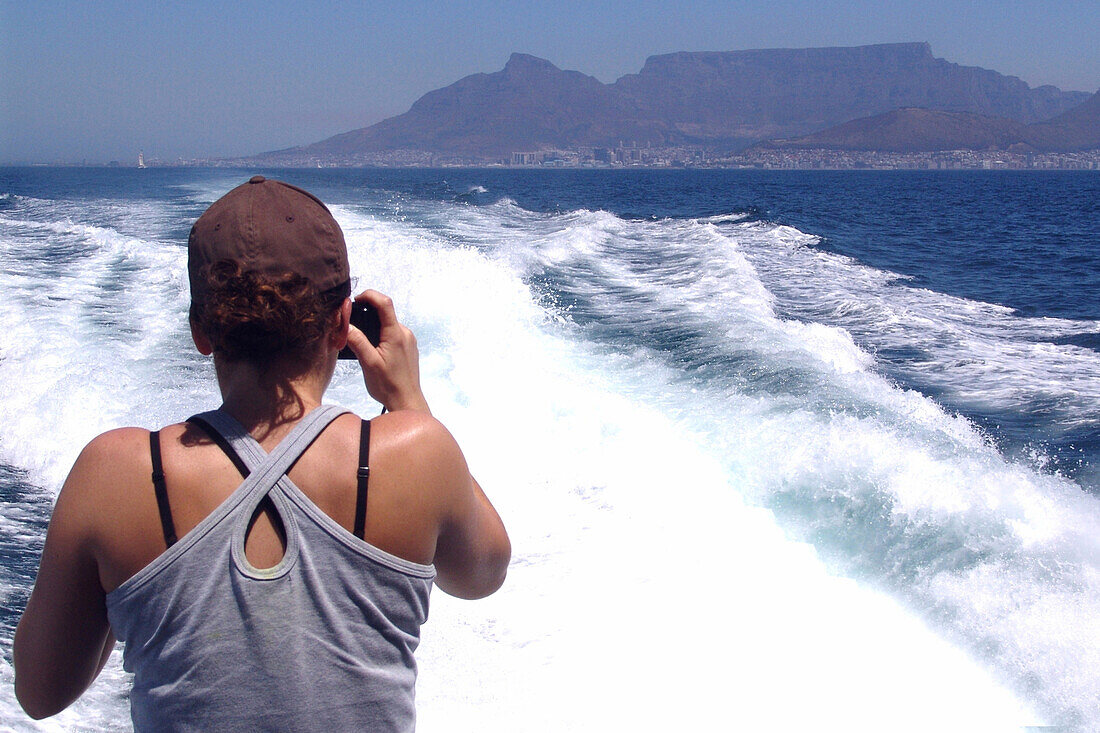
[2,0,1097,164]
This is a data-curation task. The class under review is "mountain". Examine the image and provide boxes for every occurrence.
[756,89,1100,153]
[611,43,1085,143]
[281,54,670,159]
[251,44,1090,162]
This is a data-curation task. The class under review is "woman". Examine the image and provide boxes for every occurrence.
[13,176,510,731]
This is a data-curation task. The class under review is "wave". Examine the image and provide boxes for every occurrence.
[452,185,492,204]
[697,211,752,225]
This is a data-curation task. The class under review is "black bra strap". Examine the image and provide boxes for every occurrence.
[187,416,251,478]
[149,431,178,547]
[354,420,371,539]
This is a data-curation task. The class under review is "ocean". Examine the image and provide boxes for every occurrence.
[0,166,1098,730]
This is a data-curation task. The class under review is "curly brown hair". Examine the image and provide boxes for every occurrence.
[191,259,351,363]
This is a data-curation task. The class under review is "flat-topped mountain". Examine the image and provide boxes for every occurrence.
[251,44,1090,162]
[611,43,1083,144]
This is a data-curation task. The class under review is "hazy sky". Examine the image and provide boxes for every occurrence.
[3,1,1098,163]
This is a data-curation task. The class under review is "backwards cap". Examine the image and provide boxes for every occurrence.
[188,175,350,306]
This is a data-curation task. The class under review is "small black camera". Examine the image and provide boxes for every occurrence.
[337,301,382,359]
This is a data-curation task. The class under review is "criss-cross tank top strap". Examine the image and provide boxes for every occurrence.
[188,404,348,578]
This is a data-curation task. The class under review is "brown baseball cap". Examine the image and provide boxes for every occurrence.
[188,175,350,305]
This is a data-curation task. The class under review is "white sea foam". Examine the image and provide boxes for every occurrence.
[382,198,1099,727]
[726,216,1100,434]
[325,203,1052,728]
[1,188,1097,729]
[698,211,751,225]
[0,210,208,490]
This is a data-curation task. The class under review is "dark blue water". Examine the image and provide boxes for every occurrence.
[7,167,1097,313]
[251,168,1100,320]
[3,167,1098,489]
[264,167,1100,485]
[7,168,1097,319]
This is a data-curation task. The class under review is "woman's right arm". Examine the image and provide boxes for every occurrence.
[345,290,511,599]
[433,466,511,599]
[403,417,510,598]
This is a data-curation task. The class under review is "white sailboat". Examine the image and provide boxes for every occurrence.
[138,151,146,168]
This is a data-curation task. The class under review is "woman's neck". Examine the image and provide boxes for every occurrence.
[213,352,335,443]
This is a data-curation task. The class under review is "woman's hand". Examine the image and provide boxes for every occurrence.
[345,290,431,414]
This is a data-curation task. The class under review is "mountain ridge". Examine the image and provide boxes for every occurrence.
[247,44,1092,162]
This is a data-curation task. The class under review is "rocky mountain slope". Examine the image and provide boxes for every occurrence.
[1026,89,1100,151]
[758,89,1100,153]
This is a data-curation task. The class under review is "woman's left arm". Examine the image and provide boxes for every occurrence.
[13,436,117,720]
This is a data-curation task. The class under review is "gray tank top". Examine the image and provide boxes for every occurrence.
[106,405,436,732]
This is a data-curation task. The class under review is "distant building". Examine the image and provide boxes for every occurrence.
[511,152,543,165]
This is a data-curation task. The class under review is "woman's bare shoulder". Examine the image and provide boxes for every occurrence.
[67,428,150,487]
[369,410,467,470]
[58,424,186,527]
[69,424,189,484]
